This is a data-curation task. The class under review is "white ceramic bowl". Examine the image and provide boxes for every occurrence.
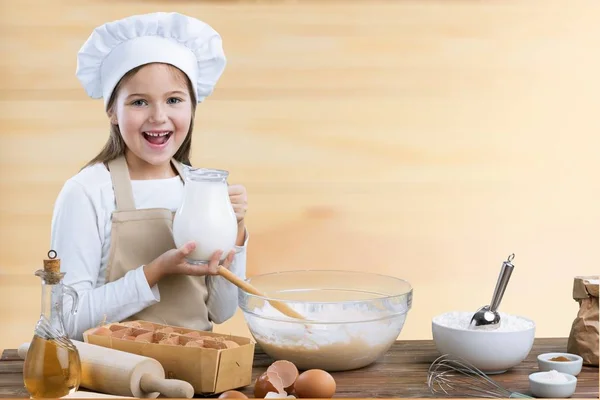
[538,353,583,376]
[529,371,577,398]
[432,311,535,374]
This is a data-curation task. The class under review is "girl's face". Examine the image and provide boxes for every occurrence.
[110,63,193,169]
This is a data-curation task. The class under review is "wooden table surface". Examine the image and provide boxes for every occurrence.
[1,338,598,398]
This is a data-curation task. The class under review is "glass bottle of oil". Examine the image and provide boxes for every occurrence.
[23,250,82,398]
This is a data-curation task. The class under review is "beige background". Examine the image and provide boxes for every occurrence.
[1,0,599,352]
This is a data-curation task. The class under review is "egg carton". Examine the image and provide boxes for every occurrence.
[82,320,255,395]
[91,321,241,350]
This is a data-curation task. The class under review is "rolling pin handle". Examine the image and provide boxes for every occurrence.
[139,374,194,399]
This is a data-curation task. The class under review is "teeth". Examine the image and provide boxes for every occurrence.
[145,132,170,137]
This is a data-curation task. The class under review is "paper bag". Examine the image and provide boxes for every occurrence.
[567,276,599,366]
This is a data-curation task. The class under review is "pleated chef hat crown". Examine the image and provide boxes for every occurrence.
[76,12,226,108]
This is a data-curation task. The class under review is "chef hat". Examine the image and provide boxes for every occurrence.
[76,12,226,108]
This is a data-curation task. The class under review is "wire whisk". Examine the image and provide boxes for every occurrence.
[427,354,532,398]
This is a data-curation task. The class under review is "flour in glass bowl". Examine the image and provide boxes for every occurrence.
[433,311,535,332]
[245,302,409,371]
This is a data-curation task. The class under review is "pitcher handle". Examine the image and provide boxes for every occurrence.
[63,284,79,316]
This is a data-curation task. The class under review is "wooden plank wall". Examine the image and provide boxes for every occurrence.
[1,0,599,350]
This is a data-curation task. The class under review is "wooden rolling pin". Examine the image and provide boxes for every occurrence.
[217,265,307,320]
[18,340,194,399]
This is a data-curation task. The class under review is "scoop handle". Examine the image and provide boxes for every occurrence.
[217,265,307,320]
[489,256,515,312]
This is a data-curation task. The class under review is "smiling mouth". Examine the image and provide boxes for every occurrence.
[143,131,172,146]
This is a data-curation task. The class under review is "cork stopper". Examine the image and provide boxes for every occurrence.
[44,250,60,273]
[39,250,62,284]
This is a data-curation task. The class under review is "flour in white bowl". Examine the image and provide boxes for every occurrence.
[536,370,570,383]
[433,311,535,332]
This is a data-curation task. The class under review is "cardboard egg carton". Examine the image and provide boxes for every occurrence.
[95,321,241,350]
[82,320,255,395]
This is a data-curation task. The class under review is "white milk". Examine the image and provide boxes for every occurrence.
[173,168,238,263]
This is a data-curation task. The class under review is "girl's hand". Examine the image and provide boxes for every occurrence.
[144,241,236,286]
[228,184,248,223]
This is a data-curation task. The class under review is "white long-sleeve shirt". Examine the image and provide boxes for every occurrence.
[50,162,248,340]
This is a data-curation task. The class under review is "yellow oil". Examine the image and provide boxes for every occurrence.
[23,335,81,398]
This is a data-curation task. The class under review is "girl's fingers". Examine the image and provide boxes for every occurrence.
[221,250,235,270]
[205,250,223,275]
[181,250,223,276]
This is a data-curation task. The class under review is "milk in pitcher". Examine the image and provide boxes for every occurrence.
[173,168,238,264]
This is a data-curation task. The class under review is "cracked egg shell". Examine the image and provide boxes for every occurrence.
[254,371,285,398]
[265,392,296,398]
[293,369,336,398]
[267,360,299,392]
[218,390,248,399]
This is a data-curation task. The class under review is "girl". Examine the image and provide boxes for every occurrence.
[50,12,248,340]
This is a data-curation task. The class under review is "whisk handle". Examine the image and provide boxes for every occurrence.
[509,392,533,398]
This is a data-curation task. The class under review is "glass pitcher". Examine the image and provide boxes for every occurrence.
[173,168,238,264]
[23,250,82,398]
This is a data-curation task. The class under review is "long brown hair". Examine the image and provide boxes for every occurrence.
[83,63,198,169]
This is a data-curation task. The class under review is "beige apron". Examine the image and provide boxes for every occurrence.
[104,155,212,331]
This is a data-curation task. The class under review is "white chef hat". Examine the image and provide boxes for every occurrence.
[76,12,226,108]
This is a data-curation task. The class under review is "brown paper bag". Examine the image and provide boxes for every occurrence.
[567,276,599,366]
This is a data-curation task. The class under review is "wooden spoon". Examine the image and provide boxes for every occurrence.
[216,265,307,321]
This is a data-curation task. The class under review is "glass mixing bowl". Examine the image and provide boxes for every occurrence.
[238,270,413,371]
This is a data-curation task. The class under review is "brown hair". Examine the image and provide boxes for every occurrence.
[83,63,197,169]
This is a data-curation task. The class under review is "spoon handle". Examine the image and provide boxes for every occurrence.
[489,254,515,312]
[216,265,307,320]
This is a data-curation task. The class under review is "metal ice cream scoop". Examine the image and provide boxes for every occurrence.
[469,254,515,330]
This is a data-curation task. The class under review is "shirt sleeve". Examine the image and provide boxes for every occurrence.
[205,227,249,324]
[51,179,160,340]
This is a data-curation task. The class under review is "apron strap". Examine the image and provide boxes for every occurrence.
[171,159,186,184]
[107,155,187,212]
[107,155,136,211]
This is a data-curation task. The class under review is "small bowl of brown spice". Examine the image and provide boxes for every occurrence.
[537,352,583,376]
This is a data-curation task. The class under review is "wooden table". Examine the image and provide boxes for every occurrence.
[1,338,598,398]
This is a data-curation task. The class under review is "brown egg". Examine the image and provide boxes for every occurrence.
[131,328,153,337]
[91,327,113,336]
[293,369,336,398]
[218,390,248,399]
[109,324,128,332]
[139,322,156,331]
[203,339,228,350]
[254,371,285,398]
[223,340,240,349]
[156,327,176,334]
[184,340,204,347]
[111,328,133,339]
[158,336,180,346]
[135,332,154,343]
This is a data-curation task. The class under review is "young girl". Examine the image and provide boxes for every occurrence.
[50,12,248,340]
